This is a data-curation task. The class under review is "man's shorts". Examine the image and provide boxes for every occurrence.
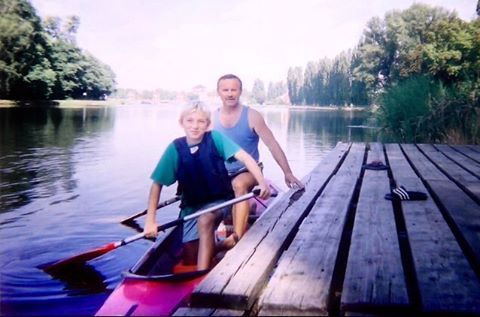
[182,199,232,243]
[228,162,264,179]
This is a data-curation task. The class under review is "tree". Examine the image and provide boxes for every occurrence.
[303,61,318,105]
[62,15,79,44]
[0,0,115,100]
[287,66,304,105]
[267,80,287,103]
[352,4,460,94]
[0,0,55,99]
[251,79,266,105]
[328,52,351,106]
[316,58,331,105]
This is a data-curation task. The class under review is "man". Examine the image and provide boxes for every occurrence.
[212,74,304,242]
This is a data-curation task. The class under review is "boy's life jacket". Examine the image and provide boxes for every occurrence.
[173,131,234,209]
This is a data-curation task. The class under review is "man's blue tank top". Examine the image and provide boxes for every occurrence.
[213,106,260,174]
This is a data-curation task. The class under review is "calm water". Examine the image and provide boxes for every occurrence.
[0,104,372,316]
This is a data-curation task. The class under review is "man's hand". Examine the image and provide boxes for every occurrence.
[285,172,304,189]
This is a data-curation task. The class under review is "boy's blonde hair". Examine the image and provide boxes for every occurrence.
[179,101,211,125]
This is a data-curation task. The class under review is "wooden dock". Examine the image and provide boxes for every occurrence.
[173,143,480,316]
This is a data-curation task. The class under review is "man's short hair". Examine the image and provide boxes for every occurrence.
[217,74,243,91]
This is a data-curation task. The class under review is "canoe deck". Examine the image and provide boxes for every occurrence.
[173,142,480,316]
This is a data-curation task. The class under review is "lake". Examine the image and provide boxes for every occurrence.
[0,103,373,316]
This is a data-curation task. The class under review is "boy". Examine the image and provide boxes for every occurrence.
[144,102,270,270]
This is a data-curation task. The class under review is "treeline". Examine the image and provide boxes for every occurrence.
[287,52,368,106]
[287,4,479,109]
[250,79,288,105]
[0,0,116,100]
[288,4,479,143]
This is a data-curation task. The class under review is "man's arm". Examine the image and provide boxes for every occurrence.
[248,108,304,189]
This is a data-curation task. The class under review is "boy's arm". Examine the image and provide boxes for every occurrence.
[234,149,271,199]
[144,182,163,238]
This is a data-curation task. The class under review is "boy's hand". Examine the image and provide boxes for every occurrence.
[144,218,158,238]
[257,182,271,200]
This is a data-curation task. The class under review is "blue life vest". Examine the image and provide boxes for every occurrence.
[173,131,234,208]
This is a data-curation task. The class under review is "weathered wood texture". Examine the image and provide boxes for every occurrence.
[258,143,365,316]
[401,144,480,269]
[175,143,480,316]
[434,144,480,178]
[173,307,244,316]
[340,143,409,314]
[445,144,480,164]
[418,144,480,202]
[190,142,351,310]
[388,144,480,314]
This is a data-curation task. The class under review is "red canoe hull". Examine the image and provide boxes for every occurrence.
[96,183,279,316]
[96,275,206,316]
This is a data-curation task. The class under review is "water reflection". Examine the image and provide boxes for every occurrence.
[0,107,114,211]
[43,263,108,296]
[0,104,369,316]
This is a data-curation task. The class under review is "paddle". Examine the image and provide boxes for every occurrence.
[120,196,181,224]
[41,189,270,273]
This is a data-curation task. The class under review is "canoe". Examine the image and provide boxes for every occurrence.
[95,184,280,316]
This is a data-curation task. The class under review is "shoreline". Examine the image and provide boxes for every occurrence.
[0,99,120,108]
[0,99,369,111]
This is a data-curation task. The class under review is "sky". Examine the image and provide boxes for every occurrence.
[30,0,477,91]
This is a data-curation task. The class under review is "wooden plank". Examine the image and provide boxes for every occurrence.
[418,144,480,203]
[257,143,366,316]
[433,144,480,178]
[388,144,480,314]
[452,145,480,157]
[401,144,480,267]
[451,144,480,162]
[341,143,409,314]
[173,307,244,316]
[190,142,351,310]
[467,145,480,153]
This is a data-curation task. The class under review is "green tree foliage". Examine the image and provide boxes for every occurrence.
[251,78,266,105]
[0,0,55,99]
[316,58,331,105]
[285,3,477,142]
[329,52,351,106]
[355,4,480,143]
[352,4,477,93]
[0,0,116,100]
[266,80,287,104]
[303,61,318,105]
[376,75,434,142]
[287,53,361,107]
[287,66,304,105]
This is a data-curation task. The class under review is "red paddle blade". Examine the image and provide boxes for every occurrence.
[41,242,117,273]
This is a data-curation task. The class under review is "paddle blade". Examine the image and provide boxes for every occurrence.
[41,242,117,273]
